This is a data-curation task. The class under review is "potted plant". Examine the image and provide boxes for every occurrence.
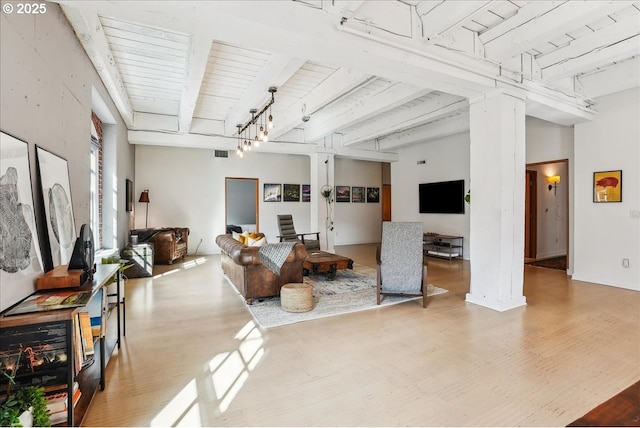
[0,386,50,427]
[320,185,334,231]
[1,348,51,427]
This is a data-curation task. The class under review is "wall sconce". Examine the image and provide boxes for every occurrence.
[547,175,560,194]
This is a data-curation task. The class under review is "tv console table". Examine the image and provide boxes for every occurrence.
[423,233,463,261]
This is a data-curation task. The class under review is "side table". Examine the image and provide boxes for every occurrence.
[122,243,154,278]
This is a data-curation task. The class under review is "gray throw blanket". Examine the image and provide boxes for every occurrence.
[258,242,297,275]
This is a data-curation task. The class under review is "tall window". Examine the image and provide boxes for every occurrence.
[90,113,103,248]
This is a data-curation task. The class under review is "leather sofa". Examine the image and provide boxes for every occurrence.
[215,234,307,304]
[131,227,189,264]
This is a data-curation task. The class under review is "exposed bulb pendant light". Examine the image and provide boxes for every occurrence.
[236,124,244,157]
[236,86,276,156]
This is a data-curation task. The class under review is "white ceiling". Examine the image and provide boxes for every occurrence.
[55,0,640,161]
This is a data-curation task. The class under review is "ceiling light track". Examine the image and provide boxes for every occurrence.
[235,87,277,157]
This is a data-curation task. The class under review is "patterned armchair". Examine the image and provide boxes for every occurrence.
[376,222,427,308]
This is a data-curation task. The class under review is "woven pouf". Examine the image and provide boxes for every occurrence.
[280,283,314,312]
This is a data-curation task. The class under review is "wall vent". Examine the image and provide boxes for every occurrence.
[214,150,229,158]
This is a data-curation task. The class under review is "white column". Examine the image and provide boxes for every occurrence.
[466,90,527,312]
[309,153,335,252]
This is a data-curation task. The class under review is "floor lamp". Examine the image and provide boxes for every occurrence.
[139,189,150,228]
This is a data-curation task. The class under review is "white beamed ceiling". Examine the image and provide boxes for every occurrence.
[56,0,640,155]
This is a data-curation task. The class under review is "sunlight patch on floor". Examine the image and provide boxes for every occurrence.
[153,257,209,278]
[150,379,199,427]
[150,320,264,426]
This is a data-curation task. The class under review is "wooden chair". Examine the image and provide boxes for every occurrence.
[277,214,320,251]
[376,222,427,308]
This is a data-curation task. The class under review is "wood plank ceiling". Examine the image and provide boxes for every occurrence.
[56,0,640,159]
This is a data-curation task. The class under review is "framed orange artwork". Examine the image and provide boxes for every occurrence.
[593,170,622,203]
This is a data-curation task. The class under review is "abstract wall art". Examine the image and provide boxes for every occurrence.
[0,131,44,311]
[36,146,76,267]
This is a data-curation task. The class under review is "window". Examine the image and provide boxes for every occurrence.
[90,114,103,248]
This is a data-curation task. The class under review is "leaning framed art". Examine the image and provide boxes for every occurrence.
[36,146,77,267]
[593,170,622,203]
[0,131,45,311]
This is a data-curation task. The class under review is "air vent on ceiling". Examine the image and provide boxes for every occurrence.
[214,150,229,158]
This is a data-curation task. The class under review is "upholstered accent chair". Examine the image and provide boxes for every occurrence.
[376,222,427,308]
[277,214,321,251]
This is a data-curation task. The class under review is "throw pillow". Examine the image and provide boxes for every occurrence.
[247,236,266,247]
[232,231,241,241]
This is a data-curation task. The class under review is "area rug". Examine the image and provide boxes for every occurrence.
[244,264,448,328]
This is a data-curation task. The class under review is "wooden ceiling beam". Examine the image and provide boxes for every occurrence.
[483,1,630,61]
[342,93,467,146]
[61,6,134,127]
[303,83,434,142]
[224,55,306,136]
[179,35,213,133]
[268,68,372,140]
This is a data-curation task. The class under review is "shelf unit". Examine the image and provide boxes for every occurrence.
[0,264,121,427]
[423,233,464,260]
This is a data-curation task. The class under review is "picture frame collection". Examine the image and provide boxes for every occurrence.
[263,183,380,203]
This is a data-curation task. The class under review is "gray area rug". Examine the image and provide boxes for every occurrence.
[242,264,448,328]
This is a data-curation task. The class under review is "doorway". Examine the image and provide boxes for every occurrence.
[524,160,569,269]
[525,170,537,260]
[225,177,259,232]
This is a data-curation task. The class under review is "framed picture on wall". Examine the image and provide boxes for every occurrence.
[593,170,622,203]
[126,178,133,211]
[283,184,300,202]
[335,185,350,202]
[351,186,365,203]
[367,187,380,203]
[36,146,77,268]
[264,183,281,202]
[302,184,311,202]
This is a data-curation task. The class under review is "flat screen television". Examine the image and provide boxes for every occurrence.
[419,180,465,214]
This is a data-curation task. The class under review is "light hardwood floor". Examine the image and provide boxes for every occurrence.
[83,244,640,427]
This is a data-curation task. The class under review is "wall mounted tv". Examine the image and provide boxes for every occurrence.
[419,180,465,214]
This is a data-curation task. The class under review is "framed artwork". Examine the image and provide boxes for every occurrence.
[126,178,133,211]
[302,184,311,202]
[283,184,300,202]
[367,187,380,203]
[593,170,622,203]
[335,185,350,202]
[0,131,45,312]
[264,183,281,202]
[351,186,365,203]
[36,146,77,267]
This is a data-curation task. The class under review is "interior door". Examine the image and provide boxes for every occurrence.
[525,170,537,259]
[225,177,259,232]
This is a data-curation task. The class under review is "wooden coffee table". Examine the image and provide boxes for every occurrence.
[303,251,354,280]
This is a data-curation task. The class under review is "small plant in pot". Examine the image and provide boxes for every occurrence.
[1,345,50,427]
[0,385,50,427]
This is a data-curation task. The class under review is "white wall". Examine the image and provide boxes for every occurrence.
[528,162,568,259]
[0,5,131,311]
[392,133,471,258]
[134,146,311,254]
[334,158,383,245]
[391,117,574,263]
[573,88,640,290]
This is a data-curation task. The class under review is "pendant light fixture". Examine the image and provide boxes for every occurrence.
[235,87,277,156]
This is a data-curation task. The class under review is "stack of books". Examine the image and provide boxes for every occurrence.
[45,382,81,425]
